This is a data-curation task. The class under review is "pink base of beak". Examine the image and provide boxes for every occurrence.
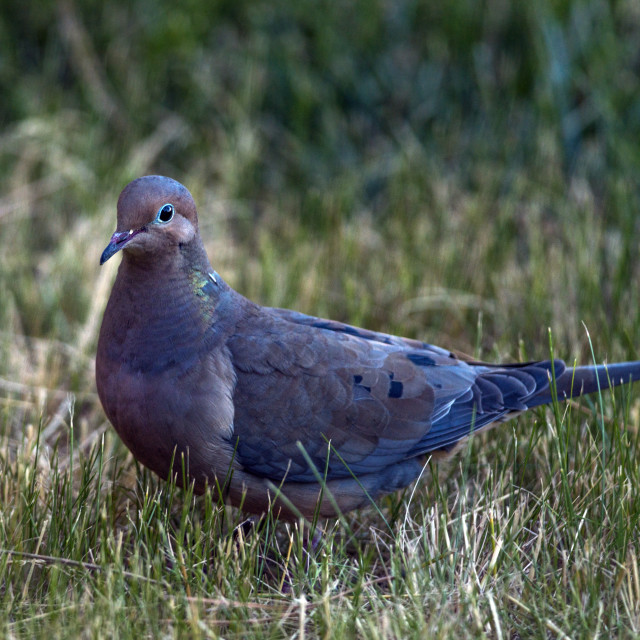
[100,229,145,264]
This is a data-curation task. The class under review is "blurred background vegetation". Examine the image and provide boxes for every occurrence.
[2,0,640,356]
[0,0,640,476]
[2,0,640,483]
[2,1,640,636]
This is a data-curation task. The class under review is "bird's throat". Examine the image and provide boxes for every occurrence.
[103,259,218,376]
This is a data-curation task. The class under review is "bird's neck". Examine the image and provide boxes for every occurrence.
[102,247,225,375]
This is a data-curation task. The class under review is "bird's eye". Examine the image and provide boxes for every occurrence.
[156,203,174,223]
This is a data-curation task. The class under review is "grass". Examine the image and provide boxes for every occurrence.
[1,0,640,636]
[2,394,640,637]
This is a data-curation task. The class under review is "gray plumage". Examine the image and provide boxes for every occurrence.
[96,175,640,518]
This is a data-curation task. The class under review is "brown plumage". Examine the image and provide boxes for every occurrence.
[96,175,640,518]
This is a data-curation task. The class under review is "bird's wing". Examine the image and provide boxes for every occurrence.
[227,307,561,483]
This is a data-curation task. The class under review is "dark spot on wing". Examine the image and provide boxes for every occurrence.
[407,353,436,367]
[389,380,403,398]
[352,374,371,393]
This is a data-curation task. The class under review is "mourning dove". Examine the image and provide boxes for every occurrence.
[96,176,640,518]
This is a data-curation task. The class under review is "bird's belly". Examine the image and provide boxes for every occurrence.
[97,346,238,490]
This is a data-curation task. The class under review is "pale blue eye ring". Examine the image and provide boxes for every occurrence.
[157,203,174,223]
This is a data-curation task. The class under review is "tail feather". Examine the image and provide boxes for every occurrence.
[528,360,640,408]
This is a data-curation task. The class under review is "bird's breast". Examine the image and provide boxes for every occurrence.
[96,269,238,484]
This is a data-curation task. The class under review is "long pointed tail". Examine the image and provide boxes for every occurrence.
[528,360,640,408]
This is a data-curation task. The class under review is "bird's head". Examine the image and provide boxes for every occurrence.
[100,175,200,265]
